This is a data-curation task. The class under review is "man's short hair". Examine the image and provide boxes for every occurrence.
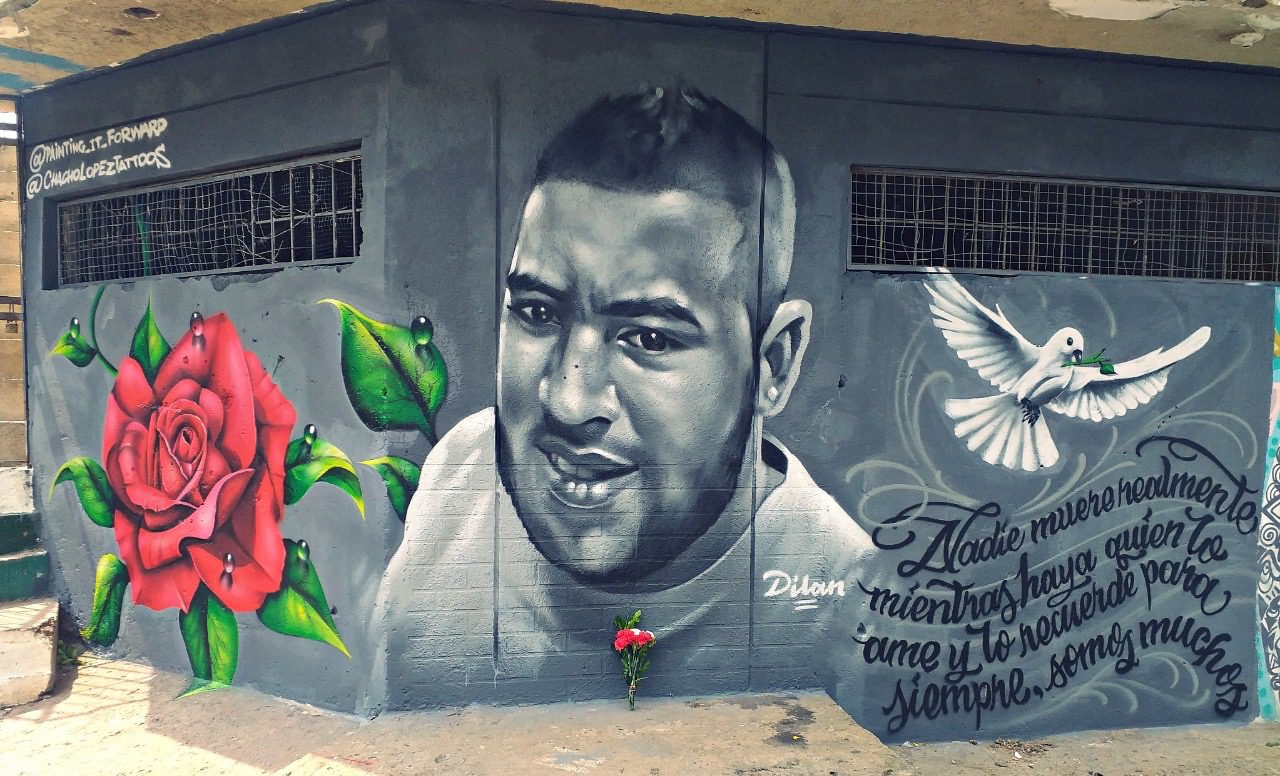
[530,85,796,326]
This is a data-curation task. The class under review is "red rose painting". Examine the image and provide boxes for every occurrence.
[51,291,376,693]
[103,312,295,613]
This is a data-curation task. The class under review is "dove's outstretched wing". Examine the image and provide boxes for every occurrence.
[924,269,1041,392]
[1046,326,1211,422]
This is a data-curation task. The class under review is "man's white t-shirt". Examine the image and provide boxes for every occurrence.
[371,408,874,709]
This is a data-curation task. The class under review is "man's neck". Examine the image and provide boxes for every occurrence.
[614,418,787,591]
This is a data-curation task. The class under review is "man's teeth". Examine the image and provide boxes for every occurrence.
[563,481,608,498]
[549,453,623,481]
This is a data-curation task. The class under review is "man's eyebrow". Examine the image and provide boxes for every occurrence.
[600,297,702,329]
[506,272,565,300]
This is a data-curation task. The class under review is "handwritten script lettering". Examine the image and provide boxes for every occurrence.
[860,435,1255,736]
[26,118,172,199]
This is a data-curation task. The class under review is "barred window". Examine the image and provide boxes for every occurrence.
[57,151,362,286]
[850,167,1280,282]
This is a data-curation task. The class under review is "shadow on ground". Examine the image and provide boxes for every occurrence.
[2,655,900,775]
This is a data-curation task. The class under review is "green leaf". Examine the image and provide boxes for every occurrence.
[51,457,116,528]
[257,539,350,657]
[361,456,421,522]
[176,679,230,698]
[1100,362,1116,376]
[284,432,364,518]
[319,300,447,443]
[80,554,129,646]
[178,585,238,685]
[50,326,97,368]
[128,299,171,383]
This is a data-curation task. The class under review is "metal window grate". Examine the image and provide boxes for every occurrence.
[850,167,1280,281]
[57,152,362,286]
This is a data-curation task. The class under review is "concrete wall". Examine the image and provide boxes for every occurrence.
[0,97,25,465]
[19,0,1277,742]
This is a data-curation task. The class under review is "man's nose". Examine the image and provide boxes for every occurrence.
[539,327,618,429]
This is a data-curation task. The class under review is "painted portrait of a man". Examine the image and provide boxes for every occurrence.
[372,86,873,708]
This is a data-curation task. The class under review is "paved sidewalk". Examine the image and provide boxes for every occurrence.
[6,655,1280,774]
[0,655,897,775]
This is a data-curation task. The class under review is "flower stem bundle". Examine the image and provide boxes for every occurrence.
[612,610,656,711]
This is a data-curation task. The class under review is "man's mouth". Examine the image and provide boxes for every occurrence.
[540,444,639,509]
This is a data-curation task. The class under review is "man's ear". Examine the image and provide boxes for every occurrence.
[756,299,812,418]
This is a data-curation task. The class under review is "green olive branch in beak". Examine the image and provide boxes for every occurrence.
[1062,348,1116,375]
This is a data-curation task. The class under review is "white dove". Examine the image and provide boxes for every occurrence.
[924,269,1211,472]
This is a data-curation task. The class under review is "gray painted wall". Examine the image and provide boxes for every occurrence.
[19,0,1275,741]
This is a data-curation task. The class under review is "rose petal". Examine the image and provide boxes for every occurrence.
[187,471,285,612]
[160,378,202,407]
[157,425,193,497]
[154,313,257,470]
[110,435,188,532]
[103,397,139,504]
[135,468,253,570]
[153,322,215,394]
[188,532,282,613]
[156,395,211,474]
[125,479,192,517]
[109,357,156,422]
[115,424,196,519]
[233,469,286,581]
[196,387,225,444]
[172,424,202,465]
[156,410,207,502]
[105,419,148,510]
[244,350,296,479]
[194,445,231,510]
[118,437,197,530]
[114,510,201,612]
[205,315,258,470]
[158,399,208,432]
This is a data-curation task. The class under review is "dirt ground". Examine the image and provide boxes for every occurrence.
[4,655,1280,775]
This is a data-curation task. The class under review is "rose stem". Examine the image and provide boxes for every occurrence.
[87,285,117,376]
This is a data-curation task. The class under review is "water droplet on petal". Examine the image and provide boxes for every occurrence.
[69,317,80,336]
[303,424,317,445]
[190,311,204,336]
[298,540,309,559]
[220,552,235,589]
[411,315,433,346]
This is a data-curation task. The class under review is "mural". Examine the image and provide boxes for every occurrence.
[926,268,1210,471]
[48,288,445,692]
[1256,289,1280,719]
[831,269,1262,740]
[375,87,874,707]
[22,9,1271,740]
[371,84,1266,742]
[319,299,446,519]
[26,117,171,199]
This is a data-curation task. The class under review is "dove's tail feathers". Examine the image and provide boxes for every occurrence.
[945,395,1059,472]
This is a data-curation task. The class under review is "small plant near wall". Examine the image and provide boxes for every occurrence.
[613,610,656,711]
[51,287,361,695]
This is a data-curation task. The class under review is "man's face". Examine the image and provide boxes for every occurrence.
[498,181,759,583]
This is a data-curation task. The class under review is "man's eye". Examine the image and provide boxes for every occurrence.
[511,302,558,326]
[620,328,674,353]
